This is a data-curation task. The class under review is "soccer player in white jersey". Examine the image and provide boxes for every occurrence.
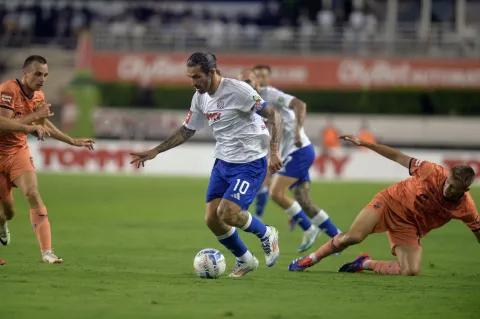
[239,67,342,253]
[131,53,283,278]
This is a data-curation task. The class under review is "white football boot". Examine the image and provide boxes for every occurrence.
[42,250,63,264]
[261,226,280,267]
[229,255,259,278]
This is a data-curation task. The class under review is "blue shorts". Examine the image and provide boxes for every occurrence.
[206,156,268,210]
[277,144,315,189]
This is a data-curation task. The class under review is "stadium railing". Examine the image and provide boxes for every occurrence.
[90,22,480,58]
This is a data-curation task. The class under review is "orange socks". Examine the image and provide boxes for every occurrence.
[367,260,401,275]
[312,234,346,261]
[30,207,51,253]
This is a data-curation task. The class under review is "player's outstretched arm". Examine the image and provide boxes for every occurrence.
[258,105,283,173]
[130,125,195,168]
[43,119,94,150]
[0,116,49,137]
[339,134,411,168]
[289,98,306,147]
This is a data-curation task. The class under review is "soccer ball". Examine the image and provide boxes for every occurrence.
[193,248,226,279]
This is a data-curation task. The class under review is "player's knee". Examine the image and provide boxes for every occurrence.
[344,231,366,245]
[205,213,219,231]
[216,203,236,226]
[401,265,421,276]
[269,188,284,203]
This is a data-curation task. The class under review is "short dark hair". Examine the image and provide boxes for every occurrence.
[187,52,217,75]
[451,164,476,188]
[253,64,271,73]
[23,55,47,69]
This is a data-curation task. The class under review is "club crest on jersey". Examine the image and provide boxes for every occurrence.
[204,112,221,122]
[217,101,225,109]
[253,95,261,101]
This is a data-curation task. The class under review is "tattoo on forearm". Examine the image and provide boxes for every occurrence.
[260,106,282,152]
[291,99,306,131]
[154,126,195,154]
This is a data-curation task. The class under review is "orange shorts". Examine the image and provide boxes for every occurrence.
[0,147,36,202]
[365,193,422,256]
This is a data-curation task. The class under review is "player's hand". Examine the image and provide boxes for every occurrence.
[28,125,50,140]
[268,151,283,174]
[130,149,158,168]
[339,134,364,146]
[35,103,54,119]
[71,138,95,150]
[294,130,303,148]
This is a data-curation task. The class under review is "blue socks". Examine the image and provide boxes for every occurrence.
[285,201,313,231]
[241,212,267,238]
[216,228,248,258]
[311,210,341,238]
[255,186,269,218]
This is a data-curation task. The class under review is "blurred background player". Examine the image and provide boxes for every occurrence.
[130,52,282,278]
[0,55,94,264]
[289,134,480,275]
[358,119,376,151]
[240,69,341,253]
[250,65,272,220]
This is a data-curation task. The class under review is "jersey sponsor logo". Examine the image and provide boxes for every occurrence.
[1,92,13,104]
[185,110,193,124]
[253,95,261,101]
[217,100,225,109]
[204,112,221,122]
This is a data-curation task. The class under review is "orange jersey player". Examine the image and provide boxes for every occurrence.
[0,92,52,266]
[289,134,479,276]
[0,55,95,265]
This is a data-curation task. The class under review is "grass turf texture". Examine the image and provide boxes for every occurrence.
[1,173,479,319]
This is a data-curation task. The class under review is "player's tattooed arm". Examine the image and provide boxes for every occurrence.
[154,125,196,154]
[289,98,306,147]
[130,125,195,168]
[258,105,283,173]
[258,105,282,153]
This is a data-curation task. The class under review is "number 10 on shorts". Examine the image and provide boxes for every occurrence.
[233,179,250,194]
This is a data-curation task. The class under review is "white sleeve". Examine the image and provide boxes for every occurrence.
[272,89,295,110]
[183,95,206,130]
[239,89,268,114]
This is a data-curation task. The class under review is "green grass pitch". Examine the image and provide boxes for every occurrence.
[1,173,479,319]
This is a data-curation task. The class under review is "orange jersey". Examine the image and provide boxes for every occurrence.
[380,158,480,237]
[0,79,45,154]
